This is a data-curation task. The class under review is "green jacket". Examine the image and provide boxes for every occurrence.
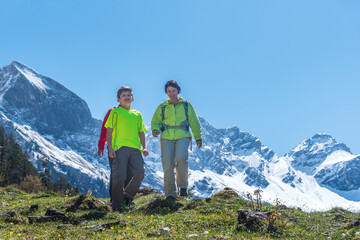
[151,97,202,142]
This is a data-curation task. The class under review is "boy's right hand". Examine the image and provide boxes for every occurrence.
[152,130,160,138]
[108,148,116,158]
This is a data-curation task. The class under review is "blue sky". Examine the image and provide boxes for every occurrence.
[1,0,360,156]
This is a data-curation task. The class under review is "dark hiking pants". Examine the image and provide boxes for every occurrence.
[110,146,145,210]
[108,155,132,202]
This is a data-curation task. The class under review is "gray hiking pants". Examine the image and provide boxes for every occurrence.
[110,146,145,210]
[161,137,191,197]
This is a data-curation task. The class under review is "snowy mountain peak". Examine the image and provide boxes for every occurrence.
[2,60,38,77]
[1,61,46,94]
[198,116,214,130]
[10,61,48,92]
[11,60,32,70]
[311,133,335,142]
[0,61,94,134]
[287,133,352,176]
[289,133,351,156]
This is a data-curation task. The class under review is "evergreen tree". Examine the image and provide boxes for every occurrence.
[0,126,38,186]
[0,125,77,194]
[53,175,71,192]
[0,126,8,183]
[39,157,52,189]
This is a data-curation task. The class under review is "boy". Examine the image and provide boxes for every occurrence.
[97,103,132,202]
[105,86,148,211]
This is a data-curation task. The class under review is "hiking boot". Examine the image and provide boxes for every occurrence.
[123,197,134,211]
[124,197,135,206]
[165,196,176,202]
[179,188,188,197]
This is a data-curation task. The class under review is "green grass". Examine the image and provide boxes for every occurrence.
[0,187,359,239]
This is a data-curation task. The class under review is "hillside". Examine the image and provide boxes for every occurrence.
[0,187,359,239]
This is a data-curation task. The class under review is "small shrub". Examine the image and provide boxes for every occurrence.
[19,175,45,193]
[213,188,239,199]
[245,189,263,211]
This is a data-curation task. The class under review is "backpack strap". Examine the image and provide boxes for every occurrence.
[161,104,166,121]
[183,100,189,132]
[160,104,166,132]
[183,100,192,151]
[183,100,188,122]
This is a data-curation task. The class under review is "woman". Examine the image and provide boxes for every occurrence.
[151,80,202,201]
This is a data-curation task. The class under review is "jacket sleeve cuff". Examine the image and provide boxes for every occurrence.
[98,142,105,150]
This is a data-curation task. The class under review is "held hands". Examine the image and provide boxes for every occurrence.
[152,130,160,138]
[143,148,149,157]
[197,141,202,148]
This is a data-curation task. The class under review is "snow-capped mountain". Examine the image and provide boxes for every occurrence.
[286,133,360,201]
[0,61,109,196]
[1,61,360,211]
[286,133,352,175]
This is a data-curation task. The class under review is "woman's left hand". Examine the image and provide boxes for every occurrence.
[143,148,149,156]
[197,141,202,148]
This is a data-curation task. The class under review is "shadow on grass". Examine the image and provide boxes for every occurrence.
[80,210,108,220]
[183,198,206,210]
[142,198,184,215]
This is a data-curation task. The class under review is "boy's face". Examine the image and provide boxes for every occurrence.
[118,90,134,106]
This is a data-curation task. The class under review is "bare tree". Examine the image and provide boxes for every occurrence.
[254,188,263,210]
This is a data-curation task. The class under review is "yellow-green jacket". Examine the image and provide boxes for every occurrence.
[151,97,202,142]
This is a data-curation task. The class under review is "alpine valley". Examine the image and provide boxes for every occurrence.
[1,61,359,211]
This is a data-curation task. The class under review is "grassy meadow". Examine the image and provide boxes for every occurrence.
[0,187,359,239]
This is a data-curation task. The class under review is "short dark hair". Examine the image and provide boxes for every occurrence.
[117,86,133,98]
[165,80,181,94]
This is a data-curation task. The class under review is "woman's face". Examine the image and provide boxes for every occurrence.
[166,86,178,99]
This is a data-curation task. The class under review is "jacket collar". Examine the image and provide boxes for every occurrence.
[163,97,185,106]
